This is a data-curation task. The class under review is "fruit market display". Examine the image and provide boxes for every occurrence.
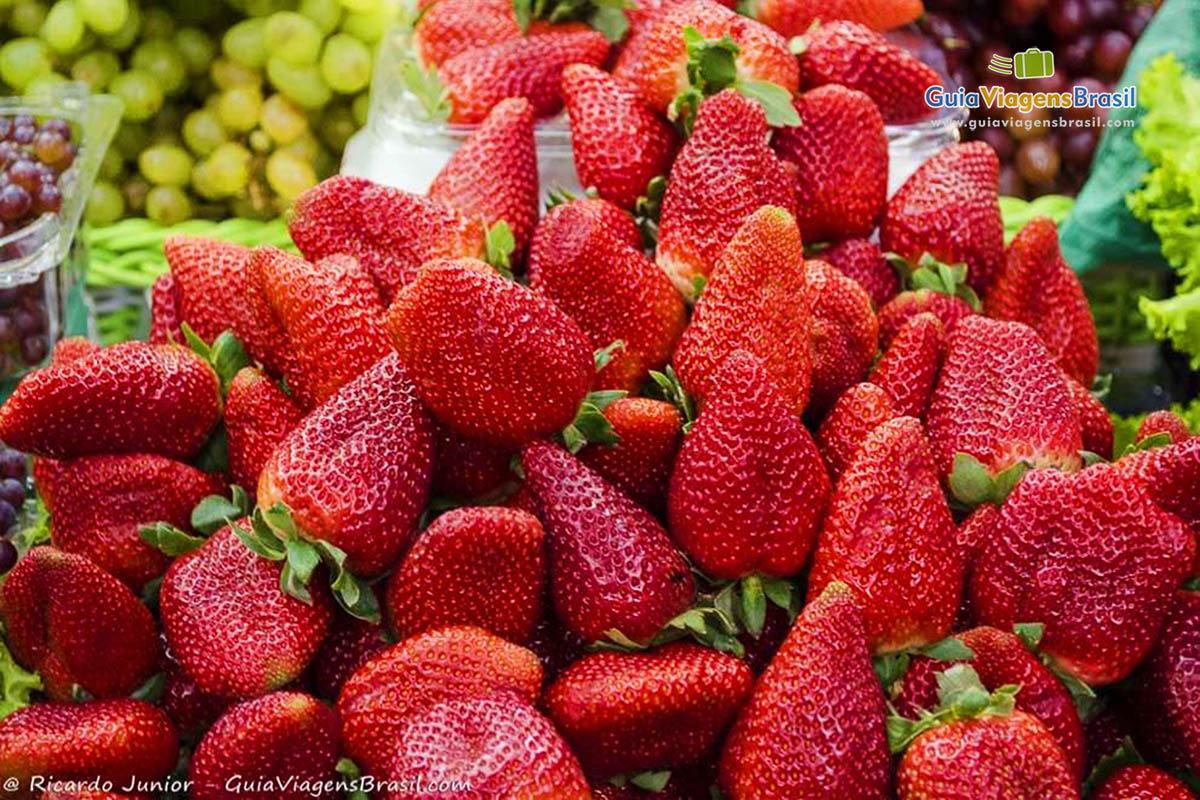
[0,0,1199,798]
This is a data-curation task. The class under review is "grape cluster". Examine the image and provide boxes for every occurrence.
[0,115,73,234]
[915,0,1157,198]
[0,0,399,226]
[0,448,28,575]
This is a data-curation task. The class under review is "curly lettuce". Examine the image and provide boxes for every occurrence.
[0,637,41,719]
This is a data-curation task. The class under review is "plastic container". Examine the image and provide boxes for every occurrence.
[885,104,969,197]
[0,84,121,385]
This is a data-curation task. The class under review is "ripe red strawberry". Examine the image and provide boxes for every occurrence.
[562,64,680,211]
[385,690,591,798]
[1081,708,1132,778]
[1067,377,1114,459]
[669,350,830,579]
[806,258,879,415]
[927,316,1083,478]
[870,311,943,419]
[986,217,1099,386]
[528,199,685,392]
[148,272,181,345]
[412,0,520,67]
[336,625,543,776]
[554,194,645,251]
[160,522,333,700]
[40,454,222,589]
[259,352,435,579]
[50,337,98,364]
[626,0,798,113]
[431,423,515,501]
[386,507,545,644]
[247,247,389,411]
[891,626,1086,781]
[821,238,899,309]
[289,175,486,302]
[437,26,610,124]
[1138,409,1191,444]
[952,503,1000,627]
[797,20,943,125]
[387,258,592,448]
[756,0,922,37]
[809,417,963,653]
[881,141,1004,292]
[655,92,797,297]
[544,643,754,776]
[673,205,811,411]
[1121,589,1200,774]
[877,286,975,349]
[970,465,1194,686]
[163,235,252,343]
[1093,765,1195,800]
[816,382,897,481]
[521,441,694,643]
[189,692,340,800]
[0,341,220,460]
[224,367,304,493]
[719,583,891,798]
[0,700,178,794]
[429,97,539,264]
[773,85,887,242]
[1,546,158,701]
[309,611,388,702]
[578,397,682,514]
[161,653,230,738]
[1115,437,1200,539]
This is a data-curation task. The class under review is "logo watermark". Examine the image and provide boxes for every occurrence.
[988,47,1056,80]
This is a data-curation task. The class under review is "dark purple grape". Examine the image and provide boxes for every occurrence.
[13,308,42,336]
[54,143,77,171]
[8,159,39,192]
[33,183,61,214]
[12,115,33,129]
[36,163,57,183]
[1094,29,1133,79]
[0,184,31,222]
[1003,0,1048,26]
[1061,129,1098,167]
[0,478,25,510]
[0,538,16,573]
[1061,33,1097,73]
[1121,5,1153,38]
[1084,0,1120,26]
[0,450,27,481]
[977,126,1016,160]
[0,290,19,312]
[11,124,35,145]
[19,335,46,365]
[1065,77,1110,121]
[40,118,70,139]
[997,164,1027,198]
[1048,0,1087,37]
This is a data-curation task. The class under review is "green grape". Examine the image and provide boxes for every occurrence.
[240,0,293,16]
[139,6,172,38]
[76,0,126,34]
[266,57,332,110]
[222,18,267,68]
[339,0,380,13]
[216,84,262,133]
[352,90,369,126]
[299,0,341,35]
[150,104,185,138]
[193,142,251,199]
[278,129,320,163]
[0,38,52,91]
[41,0,84,54]
[138,143,194,186]
[85,180,125,225]
[265,149,318,202]
[182,108,227,156]
[110,70,164,122]
[174,27,215,76]
[70,48,120,89]
[97,0,138,50]
[9,1,47,36]
[318,102,357,150]
[97,145,123,180]
[145,185,194,225]
[131,39,188,96]
[264,11,323,65]
[112,120,149,158]
[25,72,69,97]
[339,0,398,43]
[248,129,271,152]
[259,93,307,144]
[210,57,262,90]
[320,33,371,94]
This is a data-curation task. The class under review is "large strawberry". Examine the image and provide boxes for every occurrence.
[669,350,830,580]
[755,0,922,37]
[562,64,680,211]
[0,700,178,796]
[0,341,220,460]
[815,382,897,481]
[429,97,539,264]
[773,85,887,242]
[1067,377,1114,459]
[189,692,340,800]
[672,205,811,411]
[881,141,1004,293]
[821,237,899,309]
[224,367,304,493]
[412,0,520,67]
[385,690,591,798]
[805,258,879,415]
[1137,410,1192,444]
[246,247,390,411]
[387,258,592,448]
[578,397,682,515]
[162,235,252,343]
[655,92,797,297]
[1115,436,1200,542]
[431,423,516,502]
[927,316,1082,482]
[986,217,1099,387]
[545,643,753,776]
[970,465,1194,686]
[289,175,486,302]
[528,198,685,392]
[386,506,545,644]
[1,546,158,701]
[148,272,182,345]
[796,20,943,125]
[40,454,222,589]
[719,583,891,799]
[521,441,694,644]
[336,625,543,776]
[159,522,332,700]
[869,311,944,419]
[1093,765,1196,800]
[877,281,976,349]
[809,417,963,653]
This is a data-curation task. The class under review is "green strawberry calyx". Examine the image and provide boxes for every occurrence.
[1082,737,1144,796]
[139,485,254,558]
[181,324,251,394]
[902,253,982,311]
[484,221,516,278]
[512,0,633,43]
[947,452,1030,509]
[1012,621,1099,719]
[400,59,451,124]
[609,770,672,793]
[647,365,696,432]
[561,342,628,453]
[874,635,976,691]
[886,664,1019,754]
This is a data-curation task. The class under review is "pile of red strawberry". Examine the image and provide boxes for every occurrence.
[0,1,1198,798]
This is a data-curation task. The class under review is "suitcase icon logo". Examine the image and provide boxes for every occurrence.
[988,48,1055,80]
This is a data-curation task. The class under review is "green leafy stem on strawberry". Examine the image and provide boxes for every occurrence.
[561,341,628,453]
[888,252,982,311]
[886,663,1020,754]
[512,0,633,43]
[139,485,255,559]
[874,636,976,691]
